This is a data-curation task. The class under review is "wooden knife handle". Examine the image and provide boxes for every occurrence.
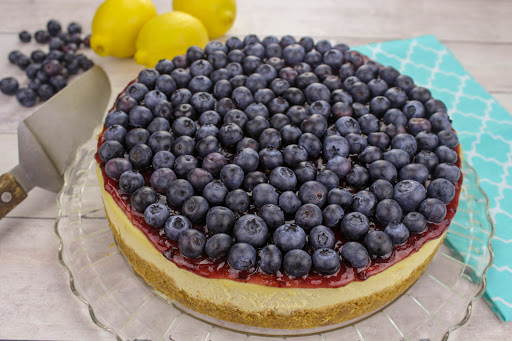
[0,172,27,219]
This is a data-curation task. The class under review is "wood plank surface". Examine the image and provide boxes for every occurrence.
[0,0,511,340]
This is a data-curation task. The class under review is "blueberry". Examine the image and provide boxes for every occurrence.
[30,50,46,63]
[351,190,377,217]
[26,64,40,80]
[129,106,153,128]
[119,170,144,194]
[155,59,175,74]
[213,79,232,98]
[182,196,209,223]
[236,137,260,152]
[98,140,125,163]
[299,36,315,52]
[370,179,394,201]
[282,43,305,66]
[427,178,455,204]
[416,131,439,151]
[126,83,149,101]
[259,128,282,149]
[368,79,389,97]
[218,123,244,146]
[189,75,213,93]
[206,206,236,234]
[245,102,270,120]
[228,49,246,64]
[269,166,297,191]
[228,243,257,270]
[294,161,317,183]
[379,65,400,85]
[365,231,393,257]
[106,112,127,130]
[144,203,170,228]
[203,180,228,205]
[368,160,398,182]
[195,136,220,158]
[322,204,344,228]
[270,78,290,96]
[258,147,282,171]
[49,37,64,50]
[419,198,447,223]
[335,117,360,136]
[256,64,278,83]
[383,149,410,170]
[312,248,341,275]
[0,77,19,95]
[243,171,268,191]
[295,203,323,230]
[369,96,391,117]
[278,67,298,86]
[131,186,158,212]
[148,131,174,153]
[283,249,312,277]
[298,133,322,158]
[205,233,233,259]
[339,62,355,80]
[252,183,279,208]
[298,181,327,206]
[394,180,426,211]
[15,88,37,107]
[138,68,160,88]
[233,214,268,247]
[316,170,339,190]
[341,212,369,240]
[173,55,188,68]
[245,73,267,93]
[156,74,177,96]
[323,135,350,159]
[128,143,152,169]
[399,163,429,183]
[385,87,408,108]
[403,212,427,234]
[308,225,335,250]
[190,60,212,78]
[185,168,211,192]
[327,188,352,209]
[205,40,228,54]
[402,100,425,119]
[279,191,302,215]
[170,69,192,89]
[233,148,259,173]
[279,124,301,145]
[268,97,290,115]
[384,222,409,245]
[47,19,62,36]
[259,245,282,274]
[147,117,171,134]
[166,179,194,207]
[149,168,176,194]
[178,229,206,258]
[226,36,244,50]
[429,113,452,132]
[407,118,432,136]
[242,55,263,74]
[359,146,383,166]
[434,163,460,183]
[258,204,285,231]
[285,106,308,126]
[34,30,50,43]
[437,130,458,149]
[435,146,458,164]
[171,136,195,156]
[409,86,432,103]
[384,108,408,127]
[219,164,244,190]
[105,158,132,180]
[225,189,250,212]
[391,133,418,157]
[341,242,369,268]
[346,166,370,188]
[225,109,249,128]
[262,35,279,47]
[395,74,414,92]
[196,125,219,141]
[216,97,236,116]
[375,199,403,226]
[308,100,330,119]
[243,42,265,60]
[305,83,331,103]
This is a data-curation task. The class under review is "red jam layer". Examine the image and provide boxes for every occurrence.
[96,132,463,289]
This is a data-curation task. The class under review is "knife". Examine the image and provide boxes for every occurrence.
[0,65,111,219]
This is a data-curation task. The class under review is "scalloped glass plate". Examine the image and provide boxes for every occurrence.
[56,132,494,341]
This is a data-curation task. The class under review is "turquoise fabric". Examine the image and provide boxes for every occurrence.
[356,35,512,322]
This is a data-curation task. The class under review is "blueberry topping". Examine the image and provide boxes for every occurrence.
[144,203,170,227]
[384,222,410,245]
[259,244,282,274]
[178,229,206,258]
[205,233,233,259]
[130,186,158,212]
[283,249,312,277]
[313,248,341,275]
[403,212,427,234]
[309,225,336,249]
[341,242,369,268]
[341,212,370,240]
[228,243,257,270]
[234,214,269,247]
[365,231,393,257]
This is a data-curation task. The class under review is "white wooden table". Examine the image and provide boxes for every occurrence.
[0,0,511,339]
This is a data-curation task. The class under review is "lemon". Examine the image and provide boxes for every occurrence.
[173,0,236,38]
[135,11,209,68]
[91,0,157,58]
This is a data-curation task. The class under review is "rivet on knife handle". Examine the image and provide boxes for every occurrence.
[0,173,27,219]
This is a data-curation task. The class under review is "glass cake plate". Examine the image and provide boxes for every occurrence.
[55,131,494,341]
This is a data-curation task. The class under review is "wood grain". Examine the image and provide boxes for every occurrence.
[0,0,511,340]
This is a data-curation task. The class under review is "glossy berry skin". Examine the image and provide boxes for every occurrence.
[166,179,194,207]
[283,144,308,168]
[219,164,244,190]
[218,123,244,146]
[283,249,312,277]
[178,229,206,258]
[119,170,144,194]
[370,179,394,201]
[130,186,158,212]
[403,212,427,234]
[201,152,228,176]
[105,158,132,180]
[383,149,410,170]
[16,88,37,107]
[0,77,19,95]
[104,125,127,143]
[259,245,282,274]
[327,188,352,209]
[427,178,455,204]
[384,222,410,245]
[225,189,250,212]
[164,215,191,241]
[129,144,153,169]
[435,146,458,164]
[323,135,350,159]
[312,248,341,275]
[203,180,228,205]
[252,183,279,208]
[279,191,302,215]
[295,203,323,230]
[309,225,336,250]
[419,198,447,223]
[205,233,233,259]
[399,163,429,183]
[298,181,328,207]
[437,130,459,149]
[341,242,369,268]
[434,163,461,183]
[375,199,403,226]
[259,147,283,170]
[258,204,285,231]
[182,196,210,223]
[98,141,124,163]
[341,212,370,240]
[316,170,339,191]
[233,148,259,173]
[394,180,426,212]
[322,204,344,228]
[144,203,170,228]
[294,161,317,183]
[153,151,176,170]
[243,171,267,191]
[365,231,393,257]
[368,160,397,183]
[150,168,177,194]
[228,243,257,271]
[206,206,236,234]
[233,214,269,247]
[414,150,439,172]
[392,133,418,157]
[269,166,297,191]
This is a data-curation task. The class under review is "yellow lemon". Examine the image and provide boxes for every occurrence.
[173,0,236,38]
[91,0,157,58]
[135,11,209,68]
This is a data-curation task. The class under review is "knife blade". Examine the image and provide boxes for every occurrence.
[0,65,111,219]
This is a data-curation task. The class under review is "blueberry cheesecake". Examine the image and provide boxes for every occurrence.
[95,35,462,329]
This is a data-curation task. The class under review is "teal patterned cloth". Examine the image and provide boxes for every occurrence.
[356,35,512,322]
